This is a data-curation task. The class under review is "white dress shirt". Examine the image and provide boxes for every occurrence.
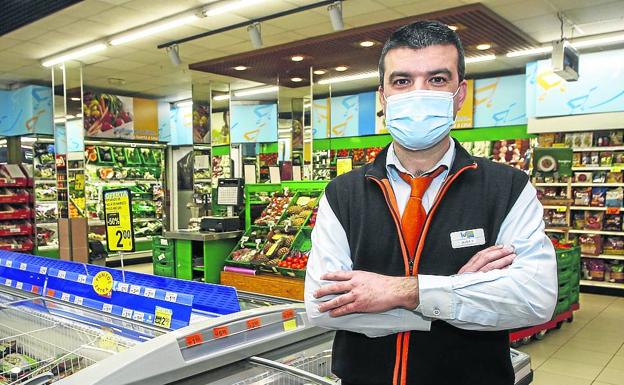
[305,138,558,337]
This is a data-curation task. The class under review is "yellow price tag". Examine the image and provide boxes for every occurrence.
[103,188,135,252]
[154,306,173,329]
[336,158,353,176]
[92,271,113,297]
[74,174,85,191]
[98,329,119,351]
[556,207,567,212]
[612,166,622,173]
[283,319,297,332]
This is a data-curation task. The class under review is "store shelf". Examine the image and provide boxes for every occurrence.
[545,228,569,233]
[36,222,58,226]
[573,146,624,152]
[571,183,624,187]
[582,253,624,261]
[569,229,624,236]
[89,180,161,186]
[192,266,205,272]
[543,205,568,210]
[535,183,568,187]
[569,206,624,211]
[34,179,57,183]
[580,280,624,289]
[194,179,212,183]
[36,200,58,204]
[571,166,619,171]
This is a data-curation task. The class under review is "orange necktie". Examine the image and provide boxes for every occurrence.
[399,166,446,258]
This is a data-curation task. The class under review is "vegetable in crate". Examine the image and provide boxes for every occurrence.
[608,262,624,283]
[254,192,292,225]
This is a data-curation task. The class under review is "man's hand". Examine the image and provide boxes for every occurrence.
[314,271,418,317]
[458,244,516,274]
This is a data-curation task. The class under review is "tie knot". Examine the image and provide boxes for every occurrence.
[399,166,445,198]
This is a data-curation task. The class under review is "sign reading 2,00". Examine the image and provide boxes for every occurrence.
[103,188,135,252]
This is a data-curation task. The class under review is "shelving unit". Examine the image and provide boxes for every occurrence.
[31,140,59,253]
[84,142,166,257]
[0,165,35,253]
[535,129,624,294]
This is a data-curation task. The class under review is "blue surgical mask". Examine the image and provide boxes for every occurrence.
[384,89,459,151]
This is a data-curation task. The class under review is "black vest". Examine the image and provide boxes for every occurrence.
[324,140,529,385]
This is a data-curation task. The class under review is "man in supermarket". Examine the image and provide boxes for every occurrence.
[305,20,558,385]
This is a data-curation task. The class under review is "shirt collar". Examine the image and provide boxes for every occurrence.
[386,137,455,180]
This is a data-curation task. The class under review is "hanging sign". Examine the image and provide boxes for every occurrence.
[103,188,135,252]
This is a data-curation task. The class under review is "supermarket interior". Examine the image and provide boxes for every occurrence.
[0,0,624,384]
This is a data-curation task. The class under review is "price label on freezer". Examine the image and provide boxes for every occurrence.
[77,274,87,284]
[246,318,261,330]
[154,307,172,329]
[92,271,113,297]
[213,326,229,339]
[39,266,47,275]
[57,270,66,279]
[5,260,12,267]
[164,292,178,302]
[185,333,204,347]
[74,297,83,305]
[122,308,133,318]
[4,279,11,286]
[117,283,129,293]
[102,303,113,313]
[19,263,27,271]
[129,285,141,295]
[283,319,297,332]
[103,188,135,252]
[61,293,70,301]
[15,282,23,290]
[144,288,156,298]
[31,286,39,294]
[132,311,145,322]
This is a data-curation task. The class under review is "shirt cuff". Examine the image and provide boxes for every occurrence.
[418,275,455,319]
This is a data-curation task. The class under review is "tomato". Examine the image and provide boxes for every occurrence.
[286,257,293,262]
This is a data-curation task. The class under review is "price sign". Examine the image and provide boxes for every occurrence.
[164,292,178,302]
[606,207,621,215]
[185,333,203,347]
[92,271,113,297]
[129,285,141,295]
[19,263,27,271]
[132,311,145,322]
[556,206,567,212]
[4,279,11,286]
[144,288,156,298]
[61,293,70,301]
[5,260,12,267]
[74,173,85,191]
[246,318,261,330]
[74,297,83,305]
[15,282,23,290]
[154,306,172,329]
[117,283,129,293]
[102,303,113,313]
[103,188,135,252]
[39,266,47,275]
[612,166,622,173]
[122,308,133,318]
[337,157,353,176]
[77,274,87,284]
[283,319,297,332]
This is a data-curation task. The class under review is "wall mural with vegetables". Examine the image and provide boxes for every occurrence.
[83,91,159,141]
[0,85,53,136]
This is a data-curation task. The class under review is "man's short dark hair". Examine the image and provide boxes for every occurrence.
[379,20,465,85]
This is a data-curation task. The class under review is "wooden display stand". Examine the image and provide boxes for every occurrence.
[220,271,304,301]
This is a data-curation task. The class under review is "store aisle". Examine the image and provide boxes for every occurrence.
[518,293,624,385]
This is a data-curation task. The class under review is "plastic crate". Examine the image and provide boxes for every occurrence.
[558,277,572,299]
[153,262,175,277]
[556,247,580,270]
[277,227,312,278]
[554,295,570,315]
[278,191,322,228]
[557,267,574,284]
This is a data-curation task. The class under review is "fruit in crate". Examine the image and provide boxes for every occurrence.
[230,248,257,263]
[254,192,292,225]
[309,208,318,227]
[287,205,303,215]
[278,251,309,270]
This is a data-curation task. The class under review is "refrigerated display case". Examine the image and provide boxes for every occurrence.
[0,251,533,385]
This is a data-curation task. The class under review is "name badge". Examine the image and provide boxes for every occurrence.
[450,228,486,249]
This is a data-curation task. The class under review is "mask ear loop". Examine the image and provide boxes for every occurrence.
[452,87,461,97]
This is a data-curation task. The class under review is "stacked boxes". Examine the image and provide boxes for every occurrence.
[555,247,581,315]
[152,236,175,277]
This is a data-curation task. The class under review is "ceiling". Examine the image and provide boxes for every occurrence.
[189,3,538,88]
[0,0,623,101]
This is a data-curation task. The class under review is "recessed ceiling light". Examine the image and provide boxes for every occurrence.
[291,77,303,82]
[70,97,81,101]
[234,66,247,71]
[448,25,458,31]
[359,40,375,47]
[313,69,327,75]
[291,55,304,62]
[476,43,492,51]
[335,65,348,72]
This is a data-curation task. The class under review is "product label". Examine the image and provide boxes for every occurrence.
[92,271,114,297]
[450,228,486,249]
[154,307,173,329]
[103,188,135,252]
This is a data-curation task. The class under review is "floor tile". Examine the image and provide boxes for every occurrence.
[530,369,593,385]
[551,347,613,367]
[564,337,624,355]
[518,341,562,358]
[538,358,604,380]
[606,355,624,371]
[617,345,624,357]
[573,328,624,344]
[595,367,624,385]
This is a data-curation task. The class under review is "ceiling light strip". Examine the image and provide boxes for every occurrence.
[110,15,199,46]
[506,46,553,58]
[41,43,107,67]
[465,54,496,63]
[205,0,265,16]
[318,71,379,85]
[234,86,279,97]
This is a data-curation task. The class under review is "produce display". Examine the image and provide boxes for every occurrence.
[0,339,81,383]
[254,191,293,226]
[226,188,321,277]
[85,144,165,248]
[211,155,231,189]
